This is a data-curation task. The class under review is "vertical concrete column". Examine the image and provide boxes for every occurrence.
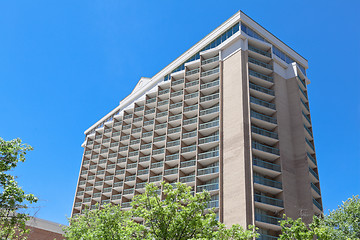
[222,50,253,227]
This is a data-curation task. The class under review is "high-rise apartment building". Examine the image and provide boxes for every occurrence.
[72,11,322,239]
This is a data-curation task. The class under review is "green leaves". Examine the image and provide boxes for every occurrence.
[279,196,360,240]
[65,182,258,240]
[0,137,38,239]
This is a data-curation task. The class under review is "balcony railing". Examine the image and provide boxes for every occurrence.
[181,145,196,153]
[156,111,168,118]
[172,78,184,86]
[146,98,156,104]
[206,200,219,209]
[127,163,137,169]
[202,55,219,65]
[137,169,149,175]
[183,117,197,126]
[250,110,277,124]
[123,114,133,120]
[117,158,126,164]
[133,117,143,123]
[304,124,313,138]
[164,168,178,176]
[253,176,282,189]
[251,126,278,139]
[184,105,198,112]
[252,141,280,156]
[182,130,197,139]
[180,159,196,168]
[121,202,132,208]
[130,139,140,145]
[198,166,219,176]
[197,182,219,192]
[199,119,219,130]
[248,45,271,58]
[167,136,181,146]
[128,151,139,157]
[136,182,147,189]
[301,98,310,112]
[313,198,323,211]
[311,183,321,196]
[198,135,219,145]
[123,188,135,195]
[248,57,273,70]
[151,162,164,169]
[171,90,183,98]
[200,79,219,90]
[103,187,112,193]
[309,167,319,180]
[155,123,167,130]
[250,96,276,110]
[297,76,307,90]
[142,132,153,138]
[154,135,166,142]
[305,138,315,152]
[94,181,102,187]
[165,153,179,161]
[120,135,130,140]
[112,194,122,200]
[158,100,169,107]
[149,175,162,182]
[201,67,220,77]
[139,156,151,163]
[170,102,183,109]
[200,93,219,103]
[249,69,273,83]
[169,114,182,122]
[145,109,155,115]
[110,142,119,148]
[307,152,317,166]
[125,175,136,182]
[200,106,219,116]
[180,175,195,183]
[114,181,123,188]
[249,82,275,96]
[184,92,199,100]
[254,194,283,207]
[186,68,200,76]
[185,79,199,88]
[302,111,311,124]
[115,169,125,175]
[255,214,281,226]
[158,89,170,95]
[134,106,144,112]
[168,127,181,134]
[152,148,165,155]
[140,143,152,150]
[253,157,281,172]
[198,150,219,160]
[93,193,101,198]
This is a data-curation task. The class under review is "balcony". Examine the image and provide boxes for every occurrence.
[180,175,195,183]
[309,167,319,183]
[182,130,197,139]
[250,110,277,129]
[305,138,315,154]
[250,96,276,115]
[114,181,123,188]
[93,192,101,198]
[123,114,133,120]
[198,150,219,161]
[144,109,155,115]
[254,194,283,212]
[127,163,137,169]
[253,176,282,194]
[198,135,219,148]
[105,175,114,180]
[115,169,125,175]
[313,198,323,212]
[201,67,219,78]
[136,182,147,189]
[103,187,112,193]
[169,102,183,110]
[158,99,169,107]
[139,156,151,163]
[248,45,271,58]
[112,194,122,200]
[180,159,196,168]
[96,170,105,176]
[137,169,149,176]
[199,119,219,132]
[249,69,273,87]
[307,152,317,168]
[184,92,199,100]
[181,145,196,154]
[117,158,127,164]
[183,117,197,126]
[140,143,152,150]
[304,125,313,141]
[249,82,275,101]
[142,131,153,138]
[197,182,219,192]
[206,200,219,209]
[298,86,308,102]
[251,126,278,144]
[185,79,199,88]
[248,57,273,72]
[154,135,166,142]
[134,106,144,112]
[311,182,321,198]
[300,98,310,114]
[172,78,184,86]
[184,104,198,113]
[202,55,219,65]
[146,98,156,104]
[121,202,132,208]
[169,114,182,122]
[253,157,281,177]
[130,139,140,145]
[128,151,139,157]
[165,153,179,162]
[255,213,281,231]
[164,168,178,176]
[302,111,311,127]
[200,105,219,117]
[149,175,162,182]
[198,166,219,176]
[186,68,200,76]
[168,127,181,135]
[171,90,183,98]
[152,148,165,155]
[133,117,143,123]
[200,79,219,91]
[123,188,135,195]
[158,89,170,96]
[151,162,163,169]
[252,141,279,161]
[155,123,167,130]
[156,111,168,118]
[297,76,307,91]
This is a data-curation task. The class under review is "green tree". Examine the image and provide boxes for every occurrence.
[64,182,258,239]
[0,138,38,239]
[279,196,360,240]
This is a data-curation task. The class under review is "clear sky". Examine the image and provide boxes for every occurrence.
[0,0,359,225]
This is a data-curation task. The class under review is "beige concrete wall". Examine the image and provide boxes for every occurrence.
[222,50,253,227]
[273,74,314,223]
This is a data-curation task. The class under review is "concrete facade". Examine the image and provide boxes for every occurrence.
[72,11,322,239]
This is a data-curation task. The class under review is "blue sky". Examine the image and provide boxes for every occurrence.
[0,1,359,225]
